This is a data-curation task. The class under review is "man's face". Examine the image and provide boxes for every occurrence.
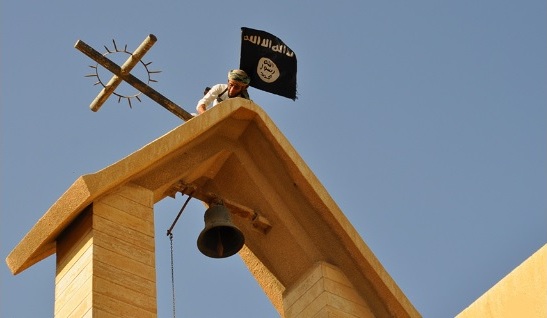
[227,80,247,97]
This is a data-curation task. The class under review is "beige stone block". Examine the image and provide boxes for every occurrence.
[55,276,92,318]
[61,293,92,318]
[92,213,154,252]
[81,308,92,318]
[284,262,324,309]
[90,309,118,318]
[94,259,156,297]
[321,263,353,287]
[93,202,154,237]
[315,305,365,318]
[323,293,373,318]
[286,279,326,317]
[55,240,92,295]
[108,183,154,208]
[291,291,374,318]
[284,262,373,318]
[323,278,368,308]
[55,252,92,313]
[93,275,156,313]
[93,292,156,318]
[313,309,330,318]
[92,230,155,267]
[94,244,155,282]
[60,293,92,318]
[56,210,93,276]
[97,194,153,222]
[55,209,94,318]
[298,292,329,317]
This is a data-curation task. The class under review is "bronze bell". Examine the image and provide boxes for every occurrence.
[197,204,245,258]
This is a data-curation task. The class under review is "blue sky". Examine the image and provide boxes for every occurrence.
[1,1,545,317]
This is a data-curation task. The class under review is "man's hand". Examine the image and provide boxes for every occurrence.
[197,104,207,115]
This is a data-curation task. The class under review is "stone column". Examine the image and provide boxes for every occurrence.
[283,262,374,318]
[54,183,156,317]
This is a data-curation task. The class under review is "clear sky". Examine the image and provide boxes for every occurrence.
[1,1,545,317]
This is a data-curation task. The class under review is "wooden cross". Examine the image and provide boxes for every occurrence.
[74,34,194,121]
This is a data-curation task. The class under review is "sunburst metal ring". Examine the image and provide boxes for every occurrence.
[85,39,161,108]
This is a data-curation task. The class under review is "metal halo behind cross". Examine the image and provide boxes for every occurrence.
[75,34,194,121]
[86,39,160,109]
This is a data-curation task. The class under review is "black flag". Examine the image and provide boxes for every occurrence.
[240,27,297,100]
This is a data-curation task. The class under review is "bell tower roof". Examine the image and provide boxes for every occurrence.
[6,99,418,317]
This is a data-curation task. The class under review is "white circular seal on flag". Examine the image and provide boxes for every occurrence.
[257,57,280,83]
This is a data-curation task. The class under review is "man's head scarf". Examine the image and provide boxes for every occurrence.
[228,69,251,85]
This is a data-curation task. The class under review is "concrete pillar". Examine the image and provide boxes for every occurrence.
[54,183,156,317]
[283,262,374,318]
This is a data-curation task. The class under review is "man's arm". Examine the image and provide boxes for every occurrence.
[196,84,223,115]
